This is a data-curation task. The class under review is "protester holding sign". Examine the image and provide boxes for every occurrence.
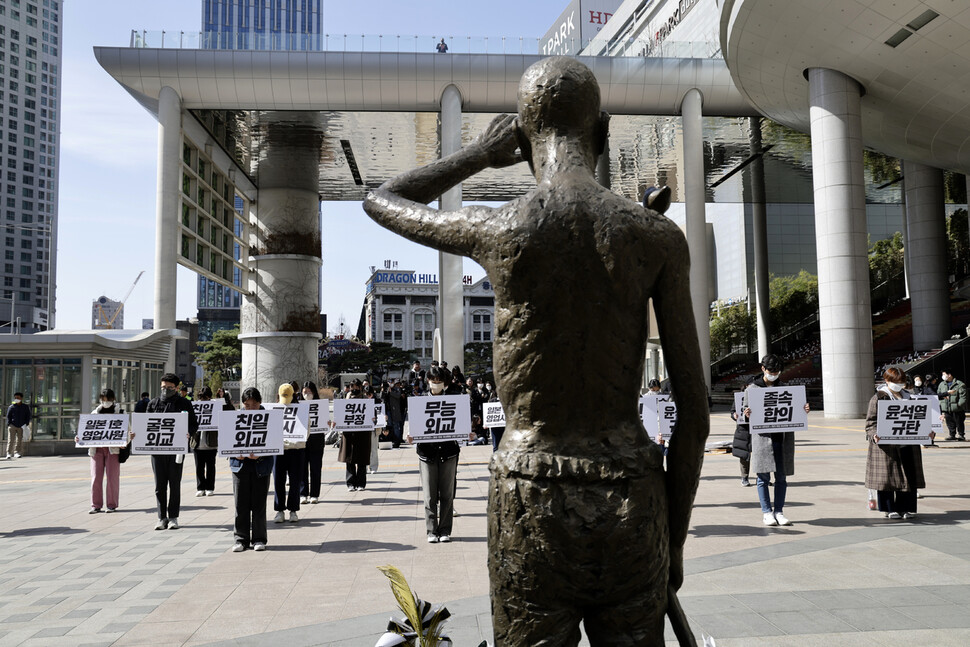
[145,373,199,531]
[81,389,126,513]
[230,387,274,552]
[192,387,219,497]
[300,381,326,505]
[338,379,372,492]
[865,367,933,519]
[272,383,305,523]
[740,355,810,527]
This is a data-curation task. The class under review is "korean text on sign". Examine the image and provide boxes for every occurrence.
[639,394,676,442]
[483,402,506,428]
[217,409,285,457]
[191,401,218,433]
[408,395,471,443]
[130,412,189,455]
[875,400,933,445]
[76,414,129,448]
[267,402,310,442]
[304,399,331,435]
[333,399,375,433]
[747,385,808,434]
[909,394,943,435]
[374,403,387,428]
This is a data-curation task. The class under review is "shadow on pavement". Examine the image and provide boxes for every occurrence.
[316,539,413,553]
[689,524,806,538]
[1,526,88,537]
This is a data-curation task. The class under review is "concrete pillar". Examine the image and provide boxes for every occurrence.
[154,86,181,371]
[903,160,950,351]
[749,117,771,359]
[240,116,322,399]
[682,88,711,391]
[807,68,874,418]
[438,85,464,368]
[596,135,610,189]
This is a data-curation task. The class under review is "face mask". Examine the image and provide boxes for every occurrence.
[429,382,445,395]
[914,379,922,387]
[13,398,21,404]
[485,385,492,391]
[161,387,177,400]
[477,383,484,389]
[942,374,949,382]
[303,391,313,400]
[887,382,905,393]
[764,372,780,382]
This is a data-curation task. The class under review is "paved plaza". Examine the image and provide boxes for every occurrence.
[1,410,970,646]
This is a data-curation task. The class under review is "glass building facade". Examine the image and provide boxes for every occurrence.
[202,0,323,50]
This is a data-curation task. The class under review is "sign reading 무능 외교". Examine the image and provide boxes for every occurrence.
[192,401,218,433]
[76,414,129,448]
[483,402,506,428]
[130,412,189,455]
[304,399,331,435]
[875,400,934,445]
[267,402,310,442]
[218,409,284,457]
[746,385,808,433]
[639,393,677,443]
[408,395,471,443]
[908,394,943,435]
[333,399,375,433]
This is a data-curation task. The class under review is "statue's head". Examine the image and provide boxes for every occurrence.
[516,57,609,171]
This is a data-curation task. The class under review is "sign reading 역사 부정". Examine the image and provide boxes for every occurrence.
[218,409,285,457]
[639,393,677,442]
[267,402,310,442]
[332,399,375,433]
[747,385,808,433]
[191,401,218,433]
[130,412,189,455]
[408,394,471,443]
[875,399,934,445]
[304,399,331,435]
[908,394,943,435]
[76,414,129,448]
[483,402,506,428]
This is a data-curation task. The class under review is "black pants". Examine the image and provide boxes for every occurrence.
[877,489,917,515]
[232,460,270,546]
[943,411,966,438]
[346,463,367,489]
[194,448,217,491]
[301,434,325,498]
[273,448,305,512]
[151,454,183,520]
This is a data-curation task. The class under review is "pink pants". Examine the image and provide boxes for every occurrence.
[91,448,120,510]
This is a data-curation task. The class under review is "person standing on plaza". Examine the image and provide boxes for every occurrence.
[6,392,30,459]
[273,383,305,523]
[740,354,810,526]
[385,379,406,448]
[865,367,932,519]
[193,386,218,498]
[146,373,199,530]
[134,392,151,413]
[938,368,967,441]
[366,385,382,474]
[231,387,273,552]
[729,379,753,487]
[85,388,123,513]
[339,379,371,491]
[300,380,325,505]
[485,381,504,451]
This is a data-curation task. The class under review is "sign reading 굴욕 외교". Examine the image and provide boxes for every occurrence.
[746,385,808,433]
[76,414,129,448]
[304,399,331,434]
[218,409,285,457]
[130,412,189,454]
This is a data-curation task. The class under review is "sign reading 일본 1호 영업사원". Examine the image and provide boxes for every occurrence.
[408,395,471,443]
[76,415,129,448]
[191,401,218,433]
[267,402,310,442]
[639,393,677,442]
[332,399,375,433]
[304,399,331,434]
[909,394,944,435]
[483,402,506,428]
[746,385,808,433]
[875,400,934,445]
[218,409,285,457]
[130,412,189,455]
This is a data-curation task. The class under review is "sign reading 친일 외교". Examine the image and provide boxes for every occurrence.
[267,402,310,442]
[191,401,218,433]
[408,395,471,443]
[218,409,285,457]
[747,386,808,433]
[76,414,129,447]
[483,402,505,428]
[130,412,189,454]
[304,399,331,434]
[333,399,375,433]
[875,400,934,445]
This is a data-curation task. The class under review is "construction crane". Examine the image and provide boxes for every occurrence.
[94,271,144,329]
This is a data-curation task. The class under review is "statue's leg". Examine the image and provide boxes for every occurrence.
[582,587,667,647]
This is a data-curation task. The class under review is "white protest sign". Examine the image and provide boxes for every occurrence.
[875,399,934,445]
[747,385,808,433]
[374,403,387,428]
[408,394,471,443]
[909,394,943,435]
[483,402,506,428]
[304,399,331,435]
[130,412,189,455]
[267,402,309,442]
[191,401,219,433]
[333,399,375,432]
[218,409,285,457]
[734,391,745,421]
[76,414,129,448]
[640,393,676,442]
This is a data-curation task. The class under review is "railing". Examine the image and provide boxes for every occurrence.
[128,30,722,59]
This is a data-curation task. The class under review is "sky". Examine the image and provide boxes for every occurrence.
[57,0,565,333]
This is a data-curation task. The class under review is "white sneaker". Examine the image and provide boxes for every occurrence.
[300,496,309,504]
[774,512,792,526]
[309,497,319,504]
[888,512,902,519]
[167,518,180,530]
[903,512,917,520]
[438,535,451,543]
[205,490,214,496]
[12,452,20,458]
[232,542,245,552]
[253,542,266,552]
[274,511,285,523]
[288,511,299,523]
[155,519,168,530]
[763,513,778,526]
[4,454,11,460]
[427,534,439,543]
[195,490,206,497]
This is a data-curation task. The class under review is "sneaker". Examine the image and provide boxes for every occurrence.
[903,512,918,520]
[205,490,214,496]
[300,496,309,504]
[4,454,10,460]
[89,507,102,514]
[774,512,792,526]
[196,490,206,497]
[274,511,285,523]
[348,486,356,492]
[427,534,439,543]
[106,508,116,513]
[167,518,180,530]
[12,452,20,458]
[309,497,319,504]
[155,519,168,530]
[288,511,299,523]
[947,436,957,441]
[358,486,366,491]
[763,513,778,526]
[888,512,902,519]
[439,535,452,543]
[232,542,245,553]
[253,542,266,552]
[959,437,966,442]
[741,478,751,487]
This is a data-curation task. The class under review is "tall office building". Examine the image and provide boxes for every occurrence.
[0,0,61,333]
[202,0,323,50]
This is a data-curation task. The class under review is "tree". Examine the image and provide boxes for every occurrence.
[464,342,493,376]
[769,270,818,333]
[709,303,754,360]
[325,342,414,384]
[869,231,904,285]
[193,324,242,392]
[947,208,969,279]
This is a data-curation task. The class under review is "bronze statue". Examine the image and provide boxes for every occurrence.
[364,57,709,646]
